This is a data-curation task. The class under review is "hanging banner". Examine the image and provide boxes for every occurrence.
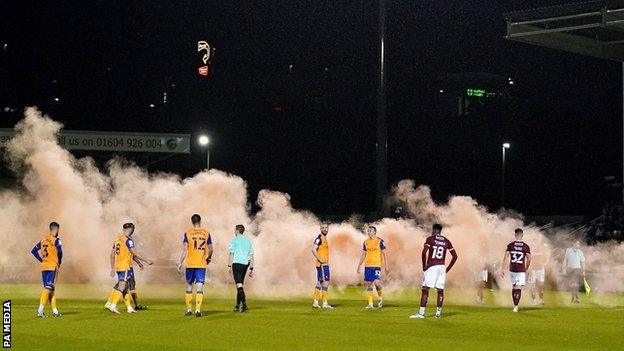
[0,129,191,153]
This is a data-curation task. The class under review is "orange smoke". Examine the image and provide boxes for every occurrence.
[1,108,623,304]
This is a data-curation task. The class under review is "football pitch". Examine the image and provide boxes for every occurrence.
[2,284,623,350]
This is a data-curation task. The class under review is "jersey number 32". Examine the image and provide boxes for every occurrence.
[511,252,524,263]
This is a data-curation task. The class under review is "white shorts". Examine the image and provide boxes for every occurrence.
[422,265,446,289]
[474,270,488,283]
[509,272,526,287]
[528,268,545,284]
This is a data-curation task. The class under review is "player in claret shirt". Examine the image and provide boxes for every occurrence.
[501,228,531,312]
[410,223,458,319]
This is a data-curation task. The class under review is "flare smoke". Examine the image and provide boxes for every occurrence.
[1,108,622,301]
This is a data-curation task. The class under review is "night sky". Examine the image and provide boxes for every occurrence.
[1,0,621,216]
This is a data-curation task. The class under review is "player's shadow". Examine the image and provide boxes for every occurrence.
[200,310,227,317]
[243,305,267,311]
[518,307,541,311]
[378,303,399,308]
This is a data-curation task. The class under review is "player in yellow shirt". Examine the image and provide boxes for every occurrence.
[30,222,63,318]
[177,214,213,317]
[104,256,148,311]
[357,225,389,309]
[310,223,333,309]
[106,223,153,314]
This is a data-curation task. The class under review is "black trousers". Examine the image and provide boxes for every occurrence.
[233,263,249,284]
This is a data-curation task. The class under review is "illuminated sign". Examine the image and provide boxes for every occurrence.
[197,40,214,77]
[466,88,486,97]
[466,88,498,98]
[197,41,212,64]
[198,65,209,76]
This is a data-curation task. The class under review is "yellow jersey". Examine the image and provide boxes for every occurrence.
[113,234,135,271]
[35,234,62,271]
[313,234,329,267]
[363,237,386,267]
[183,227,212,268]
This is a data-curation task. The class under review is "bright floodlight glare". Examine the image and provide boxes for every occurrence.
[198,135,210,146]
[502,142,511,148]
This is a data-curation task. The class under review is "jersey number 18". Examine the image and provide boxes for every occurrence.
[431,246,444,259]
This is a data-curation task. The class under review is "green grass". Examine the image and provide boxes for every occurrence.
[2,284,623,350]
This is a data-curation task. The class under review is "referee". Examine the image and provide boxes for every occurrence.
[562,240,585,303]
[228,224,254,312]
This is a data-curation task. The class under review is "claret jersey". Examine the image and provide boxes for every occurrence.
[506,241,531,272]
[424,235,455,267]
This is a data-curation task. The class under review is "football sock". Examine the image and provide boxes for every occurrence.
[195,291,203,311]
[376,288,383,299]
[129,290,139,306]
[50,291,58,312]
[512,289,521,306]
[313,286,321,301]
[39,289,50,308]
[437,289,444,308]
[184,292,193,310]
[111,290,122,306]
[419,306,426,315]
[237,287,246,305]
[367,287,374,305]
[321,286,328,303]
[123,293,132,308]
[38,289,50,313]
[420,288,429,308]
[107,290,115,304]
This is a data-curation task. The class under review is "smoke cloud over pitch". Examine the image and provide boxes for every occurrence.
[1,108,623,301]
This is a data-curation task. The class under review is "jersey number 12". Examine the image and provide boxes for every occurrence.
[193,237,206,251]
